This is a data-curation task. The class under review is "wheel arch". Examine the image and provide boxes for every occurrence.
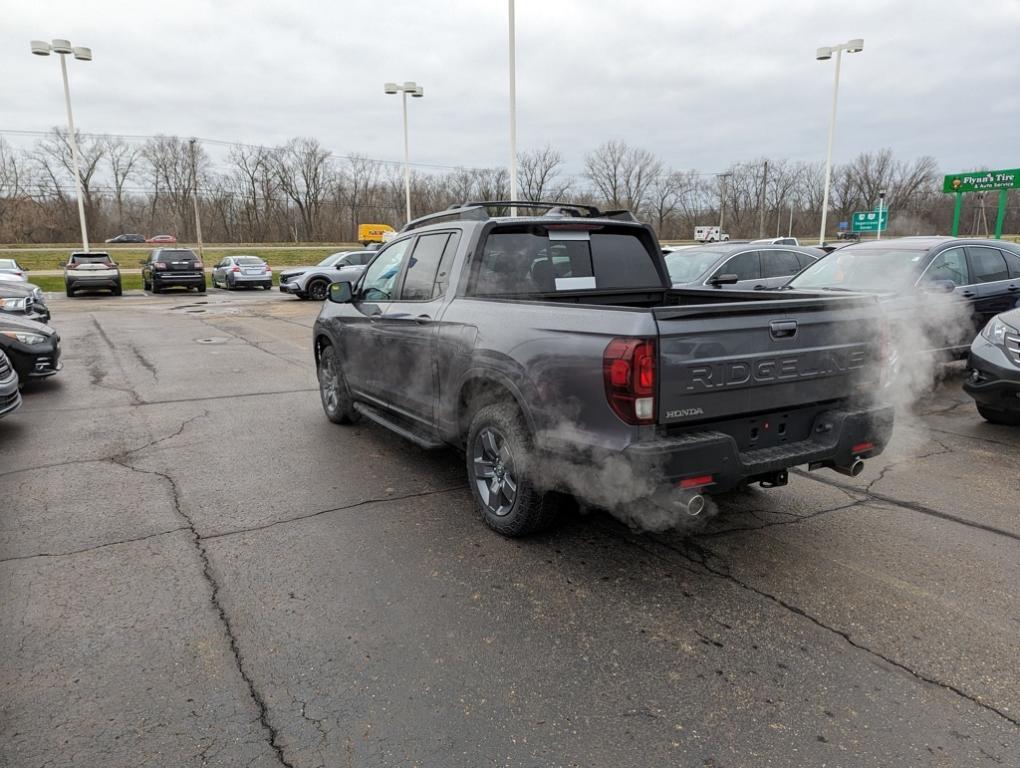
[455,370,536,444]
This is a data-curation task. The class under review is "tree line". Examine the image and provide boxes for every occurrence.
[0,130,1015,244]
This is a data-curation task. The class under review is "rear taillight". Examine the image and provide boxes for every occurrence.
[65,263,77,270]
[195,261,204,269]
[603,337,656,425]
[153,262,166,270]
[231,266,240,273]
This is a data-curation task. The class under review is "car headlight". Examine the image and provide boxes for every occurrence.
[0,298,28,312]
[1,330,47,345]
[981,316,1018,347]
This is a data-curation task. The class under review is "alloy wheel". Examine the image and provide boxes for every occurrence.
[472,426,518,516]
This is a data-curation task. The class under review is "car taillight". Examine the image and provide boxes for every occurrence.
[195,261,204,269]
[603,337,656,425]
[66,263,77,270]
[153,262,166,270]
[231,266,240,273]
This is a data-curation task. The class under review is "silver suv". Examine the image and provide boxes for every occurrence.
[64,252,122,297]
[279,250,375,300]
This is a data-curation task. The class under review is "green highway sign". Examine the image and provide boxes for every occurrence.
[943,168,1020,194]
[851,209,888,232]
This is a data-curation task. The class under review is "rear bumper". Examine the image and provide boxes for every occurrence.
[154,272,204,287]
[616,405,894,497]
[67,275,120,290]
[230,273,272,284]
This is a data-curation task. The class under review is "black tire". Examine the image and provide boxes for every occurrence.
[263,283,272,290]
[977,404,1020,426]
[307,279,329,301]
[317,344,360,424]
[65,285,74,297]
[112,284,122,296]
[225,276,234,291]
[197,283,206,293]
[466,402,562,537]
[152,283,162,294]
[143,277,151,291]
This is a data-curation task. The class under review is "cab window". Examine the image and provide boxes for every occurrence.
[966,246,1009,283]
[360,239,412,301]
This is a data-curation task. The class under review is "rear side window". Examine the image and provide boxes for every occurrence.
[471,227,660,296]
[400,233,450,301]
[761,250,802,278]
[717,251,760,281]
[967,246,1009,283]
[1003,249,1020,279]
[796,252,817,269]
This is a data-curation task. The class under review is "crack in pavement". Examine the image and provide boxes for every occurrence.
[0,526,190,564]
[89,314,144,405]
[196,316,305,369]
[16,387,318,415]
[627,531,1020,729]
[863,437,955,496]
[201,486,466,541]
[696,500,867,538]
[108,431,297,767]
[792,469,1020,543]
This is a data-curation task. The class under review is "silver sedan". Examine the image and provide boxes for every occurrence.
[211,256,273,290]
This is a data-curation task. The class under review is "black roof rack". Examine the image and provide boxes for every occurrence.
[400,200,637,233]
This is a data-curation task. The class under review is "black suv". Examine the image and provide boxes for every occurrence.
[63,252,122,296]
[142,248,206,293]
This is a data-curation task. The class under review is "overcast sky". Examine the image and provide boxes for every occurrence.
[4,0,1019,177]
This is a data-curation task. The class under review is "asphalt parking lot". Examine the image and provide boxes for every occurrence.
[2,288,1019,767]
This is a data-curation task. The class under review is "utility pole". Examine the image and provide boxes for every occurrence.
[717,172,731,236]
[189,138,204,261]
[758,160,768,238]
[508,0,518,215]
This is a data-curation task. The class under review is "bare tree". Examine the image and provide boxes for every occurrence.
[105,137,141,231]
[517,146,570,201]
[272,138,334,240]
[34,128,105,235]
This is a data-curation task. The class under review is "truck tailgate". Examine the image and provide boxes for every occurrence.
[653,294,883,426]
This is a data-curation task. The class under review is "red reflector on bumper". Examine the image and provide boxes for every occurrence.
[679,475,713,489]
[852,442,875,454]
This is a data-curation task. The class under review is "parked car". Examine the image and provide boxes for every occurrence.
[0,314,61,385]
[313,200,892,537]
[964,309,1020,425]
[212,256,273,290]
[785,237,1020,356]
[146,234,177,244]
[279,250,375,300]
[105,233,145,243]
[664,243,822,290]
[0,350,21,418]
[0,259,28,282]
[0,282,50,323]
[142,248,205,293]
[752,237,800,246]
[63,251,122,296]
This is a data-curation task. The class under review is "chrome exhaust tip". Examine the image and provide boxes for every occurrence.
[833,458,865,477]
[680,492,706,517]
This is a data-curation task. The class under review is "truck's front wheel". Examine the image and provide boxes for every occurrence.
[466,402,561,537]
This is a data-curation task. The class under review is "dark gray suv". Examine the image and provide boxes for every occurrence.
[142,248,206,293]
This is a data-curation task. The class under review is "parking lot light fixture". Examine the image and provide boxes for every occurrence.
[30,37,92,252]
[816,38,864,246]
[385,80,424,224]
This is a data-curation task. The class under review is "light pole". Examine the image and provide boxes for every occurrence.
[816,38,863,246]
[508,0,518,210]
[189,138,204,259]
[31,38,92,252]
[717,172,731,237]
[384,81,424,224]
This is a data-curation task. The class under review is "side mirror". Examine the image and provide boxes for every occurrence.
[926,279,957,294]
[328,281,353,304]
[710,273,739,286]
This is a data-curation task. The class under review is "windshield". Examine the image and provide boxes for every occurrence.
[664,248,725,283]
[317,254,344,267]
[788,247,929,291]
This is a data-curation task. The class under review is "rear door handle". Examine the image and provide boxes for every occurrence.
[753,284,767,290]
[960,290,976,298]
[1008,286,1019,292]
[415,315,432,325]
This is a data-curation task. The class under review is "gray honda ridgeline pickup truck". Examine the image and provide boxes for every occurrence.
[313,202,893,537]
